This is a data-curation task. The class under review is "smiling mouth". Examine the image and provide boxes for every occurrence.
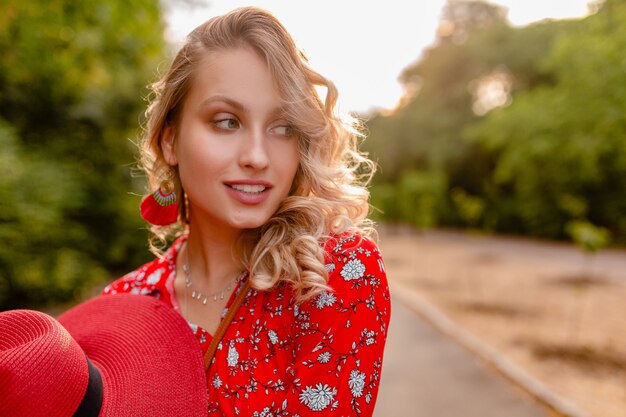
[228,184,267,194]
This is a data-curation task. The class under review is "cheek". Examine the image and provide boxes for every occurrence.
[177,147,223,190]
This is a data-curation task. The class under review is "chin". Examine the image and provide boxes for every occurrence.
[229,205,282,230]
[232,217,272,230]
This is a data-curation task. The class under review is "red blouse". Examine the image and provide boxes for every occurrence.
[102,233,390,416]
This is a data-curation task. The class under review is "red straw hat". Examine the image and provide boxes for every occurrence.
[0,294,207,417]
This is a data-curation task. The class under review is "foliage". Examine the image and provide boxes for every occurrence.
[365,0,626,245]
[565,220,610,254]
[371,170,448,229]
[467,0,626,241]
[0,1,167,309]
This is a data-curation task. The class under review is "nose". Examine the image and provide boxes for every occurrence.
[238,127,269,170]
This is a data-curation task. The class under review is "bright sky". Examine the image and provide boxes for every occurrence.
[165,0,592,114]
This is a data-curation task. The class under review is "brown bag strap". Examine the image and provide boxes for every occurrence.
[203,279,251,370]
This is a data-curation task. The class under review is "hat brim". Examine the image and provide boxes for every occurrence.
[58,294,207,417]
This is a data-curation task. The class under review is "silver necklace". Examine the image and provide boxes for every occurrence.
[182,263,241,305]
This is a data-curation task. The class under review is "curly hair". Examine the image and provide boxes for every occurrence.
[140,6,376,302]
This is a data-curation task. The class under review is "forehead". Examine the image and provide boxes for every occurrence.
[185,48,284,111]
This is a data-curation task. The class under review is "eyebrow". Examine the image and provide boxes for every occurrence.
[199,95,287,118]
[199,95,245,112]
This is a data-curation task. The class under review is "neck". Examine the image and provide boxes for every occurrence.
[184,217,243,293]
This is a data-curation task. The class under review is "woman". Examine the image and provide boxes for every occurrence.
[104,6,390,416]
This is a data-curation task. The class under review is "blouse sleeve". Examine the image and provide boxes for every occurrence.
[254,234,391,416]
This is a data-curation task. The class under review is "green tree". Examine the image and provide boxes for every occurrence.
[0,1,167,309]
[365,0,567,227]
[467,0,626,241]
[366,0,626,244]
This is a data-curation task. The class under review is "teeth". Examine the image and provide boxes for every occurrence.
[231,184,266,193]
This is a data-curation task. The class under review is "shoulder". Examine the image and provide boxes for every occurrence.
[323,232,387,297]
[322,232,385,279]
[302,232,390,328]
[102,238,183,297]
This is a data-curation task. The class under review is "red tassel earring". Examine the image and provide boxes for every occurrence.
[140,179,179,226]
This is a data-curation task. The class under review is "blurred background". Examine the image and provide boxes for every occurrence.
[0,0,626,417]
[1,1,625,416]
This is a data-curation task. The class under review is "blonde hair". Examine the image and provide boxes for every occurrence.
[140,7,375,302]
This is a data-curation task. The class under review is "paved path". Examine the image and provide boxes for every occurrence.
[373,295,549,417]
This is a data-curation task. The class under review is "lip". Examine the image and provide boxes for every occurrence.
[224,180,273,205]
[225,180,273,187]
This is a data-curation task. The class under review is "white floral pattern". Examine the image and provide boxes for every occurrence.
[146,268,164,285]
[267,329,279,344]
[314,291,337,309]
[348,370,366,398]
[103,233,391,416]
[340,259,366,281]
[317,352,331,364]
[227,343,239,367]
[299,383,337,411]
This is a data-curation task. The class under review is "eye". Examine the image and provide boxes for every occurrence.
[271,124,294,137]
[214,118,240,130]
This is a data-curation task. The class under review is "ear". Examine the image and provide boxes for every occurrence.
[161,124,178,166]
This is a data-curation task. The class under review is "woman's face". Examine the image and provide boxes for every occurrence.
[162,47,300,233]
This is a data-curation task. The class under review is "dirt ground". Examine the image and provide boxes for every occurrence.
[377,225,626,417]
